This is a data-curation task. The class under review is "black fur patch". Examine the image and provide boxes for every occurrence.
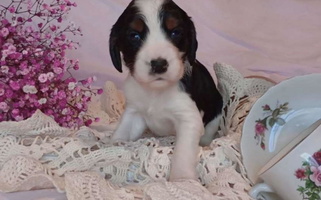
[109,2,148,73]
[180,61,223,126]
[160,1,198,64]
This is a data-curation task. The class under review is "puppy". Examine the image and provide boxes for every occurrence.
[109,0,223,181]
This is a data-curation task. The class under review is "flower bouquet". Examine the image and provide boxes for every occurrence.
[254,102,289,150]
[0,0,102,128]
[295,150,321,200]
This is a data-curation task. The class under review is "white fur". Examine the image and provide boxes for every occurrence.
[133,0,184,89]
[112,76,204,180]
[112,0,219,181]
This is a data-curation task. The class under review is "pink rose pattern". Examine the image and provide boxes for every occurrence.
[254,102,289,150]
[295,150,321,200]
[310,166,321,187]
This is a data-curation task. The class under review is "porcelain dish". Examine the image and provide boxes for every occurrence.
[241,73,321,183]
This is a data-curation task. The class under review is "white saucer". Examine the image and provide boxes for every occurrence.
[241,73,321,183]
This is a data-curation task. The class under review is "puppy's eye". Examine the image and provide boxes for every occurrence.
[129,31,141,42]
[170,29,182,39]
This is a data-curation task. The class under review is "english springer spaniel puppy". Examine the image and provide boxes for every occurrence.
[109,0,223,181]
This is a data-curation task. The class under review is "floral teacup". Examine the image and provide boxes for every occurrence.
[250,119,321,200]
[242,74,321,184]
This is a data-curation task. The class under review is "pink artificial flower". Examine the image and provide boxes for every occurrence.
[1,27,9,37]
[255,122,266,135]
[9,80,20,90]
[84,119,93,126]
[38,73,48,83]
[1,19,9,26]
[20,68,30,75]
[76,103,82,109]
[295,168,306,180]
[41,87,49,93]
[18,101,25,107]
[310,166,321,186]
[26,0,32,10]
[57,90,66,99]
[19,61,28,69]
[8,5,15,13]
[0,102,9,112]
[73,63,79,70]
[11,109,19,116]
[97,89,103,95]
[1,66,9,74]
[50,25,57,31]
[7,44,16,53]
[34,48,43,56]
[42,3,50,10]
[0,88,5,96]
[5,90,13,98]
[47,72,55,80]
[14,115,23,121]
[0,0,101,127]
[25,26,33,33]
[53,67,63,74]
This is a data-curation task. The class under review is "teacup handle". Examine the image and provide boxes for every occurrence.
[249,183,283,200]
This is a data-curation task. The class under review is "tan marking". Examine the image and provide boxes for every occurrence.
[165,16,179,30]
[130,18,144,32]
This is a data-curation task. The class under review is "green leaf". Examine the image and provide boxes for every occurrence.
[306,179,315,188]
[306,191,312,196]
[269,118,276,127]
[272,108,280,118]
[297,186,305,193]
[311,193,320,200]
[276,118,286,125]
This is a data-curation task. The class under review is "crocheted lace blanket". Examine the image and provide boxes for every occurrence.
[0,63,275,200]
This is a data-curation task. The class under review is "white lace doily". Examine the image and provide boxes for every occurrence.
[0,63,275,200]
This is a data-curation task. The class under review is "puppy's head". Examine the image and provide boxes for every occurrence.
[109,0,197,89]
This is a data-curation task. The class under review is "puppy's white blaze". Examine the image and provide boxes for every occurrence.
[133,0,184,89]
[134,0,166,40]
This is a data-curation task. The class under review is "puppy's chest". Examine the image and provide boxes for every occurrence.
[135,97,176,136]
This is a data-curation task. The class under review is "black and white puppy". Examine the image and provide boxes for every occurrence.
[109,0,223,180]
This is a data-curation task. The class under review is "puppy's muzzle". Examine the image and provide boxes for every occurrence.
[150,58,168,74]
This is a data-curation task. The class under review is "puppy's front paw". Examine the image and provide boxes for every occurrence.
[110,130,130,143]
[169,171,198,182]
[169,164,198,181]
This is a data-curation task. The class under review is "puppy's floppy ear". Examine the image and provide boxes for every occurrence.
[187,18,198,64]
[109,25,123,73]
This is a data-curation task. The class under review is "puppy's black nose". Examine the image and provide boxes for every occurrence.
[150,58,168,74]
